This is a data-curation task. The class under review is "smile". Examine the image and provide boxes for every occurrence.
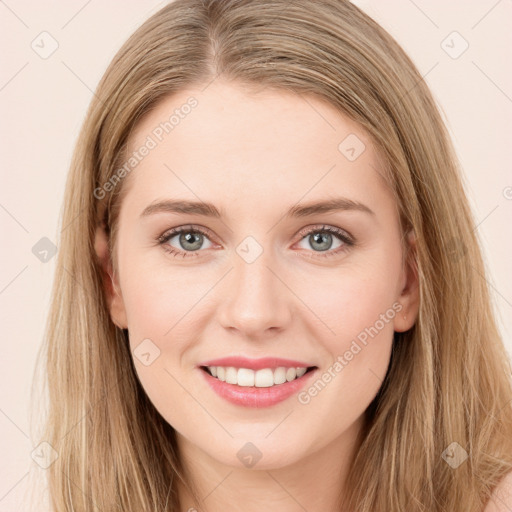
[198,364,318,408]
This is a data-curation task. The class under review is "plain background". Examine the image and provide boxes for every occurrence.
[0,0,511,509]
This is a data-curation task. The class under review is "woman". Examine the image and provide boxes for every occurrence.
[31,0,512,510]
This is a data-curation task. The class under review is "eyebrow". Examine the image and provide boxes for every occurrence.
[140,197,375,219]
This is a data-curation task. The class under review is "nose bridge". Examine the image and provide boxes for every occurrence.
[216,236,292,336]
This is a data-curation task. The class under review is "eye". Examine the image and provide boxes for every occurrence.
[158,225,215,258]
[157,224,355,259]
[294,225,354,259]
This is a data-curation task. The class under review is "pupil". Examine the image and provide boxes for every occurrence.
[311,232,332,251]
[180,232,202,251]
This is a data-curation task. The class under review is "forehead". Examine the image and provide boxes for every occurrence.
[121,80,393,217]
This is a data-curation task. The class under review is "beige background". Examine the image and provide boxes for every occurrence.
[0,0,511,509]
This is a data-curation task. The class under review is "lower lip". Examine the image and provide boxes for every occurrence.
[198,367,318,408]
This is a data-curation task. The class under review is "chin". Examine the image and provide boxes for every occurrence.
[204,435,308,471]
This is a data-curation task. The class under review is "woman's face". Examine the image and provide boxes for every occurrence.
[102,79,419,470]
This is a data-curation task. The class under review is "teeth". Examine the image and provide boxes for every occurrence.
[238,368,255,387]
[274,367,287,385]
[255,368,274,387]
[296,367,307,378]
[286,367,296,381]
[225,367,238,384]
[205,366,310,387]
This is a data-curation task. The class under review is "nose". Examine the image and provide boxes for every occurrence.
[216,249,293,339]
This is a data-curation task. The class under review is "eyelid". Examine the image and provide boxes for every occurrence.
[158,224,218,244]
[294,224,353,244]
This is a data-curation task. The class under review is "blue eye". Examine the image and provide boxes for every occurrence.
[157,224,354,259]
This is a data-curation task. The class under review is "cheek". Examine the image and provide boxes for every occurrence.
[296,272,398,434]
[120,253,208,335]
[295,254,400,396]
[294,257,401,343]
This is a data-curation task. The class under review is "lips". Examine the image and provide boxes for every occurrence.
[198,364,318,407]
[196,356,319,407]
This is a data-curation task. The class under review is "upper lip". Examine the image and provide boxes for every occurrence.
[198,356,317,371]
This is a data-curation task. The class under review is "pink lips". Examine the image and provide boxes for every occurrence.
[197,356,318,408]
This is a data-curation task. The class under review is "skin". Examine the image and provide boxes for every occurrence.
[96,79,420,511]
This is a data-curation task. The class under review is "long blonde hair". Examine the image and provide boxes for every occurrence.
[30,0,512,510]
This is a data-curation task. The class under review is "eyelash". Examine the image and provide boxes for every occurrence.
[157,224,355,260]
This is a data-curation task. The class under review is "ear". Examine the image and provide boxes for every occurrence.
[394,229,420,333]
[94,223,128,329]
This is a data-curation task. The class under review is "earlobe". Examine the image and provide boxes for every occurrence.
[94,223,128,329]
[394,229,420,333]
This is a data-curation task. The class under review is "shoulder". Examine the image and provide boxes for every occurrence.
[484,470,512,511]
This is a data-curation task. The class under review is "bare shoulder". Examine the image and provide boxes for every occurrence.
[483,470,512,511]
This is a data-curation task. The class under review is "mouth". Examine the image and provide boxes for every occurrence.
[198,363,319,408]
[199,365,318,388]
